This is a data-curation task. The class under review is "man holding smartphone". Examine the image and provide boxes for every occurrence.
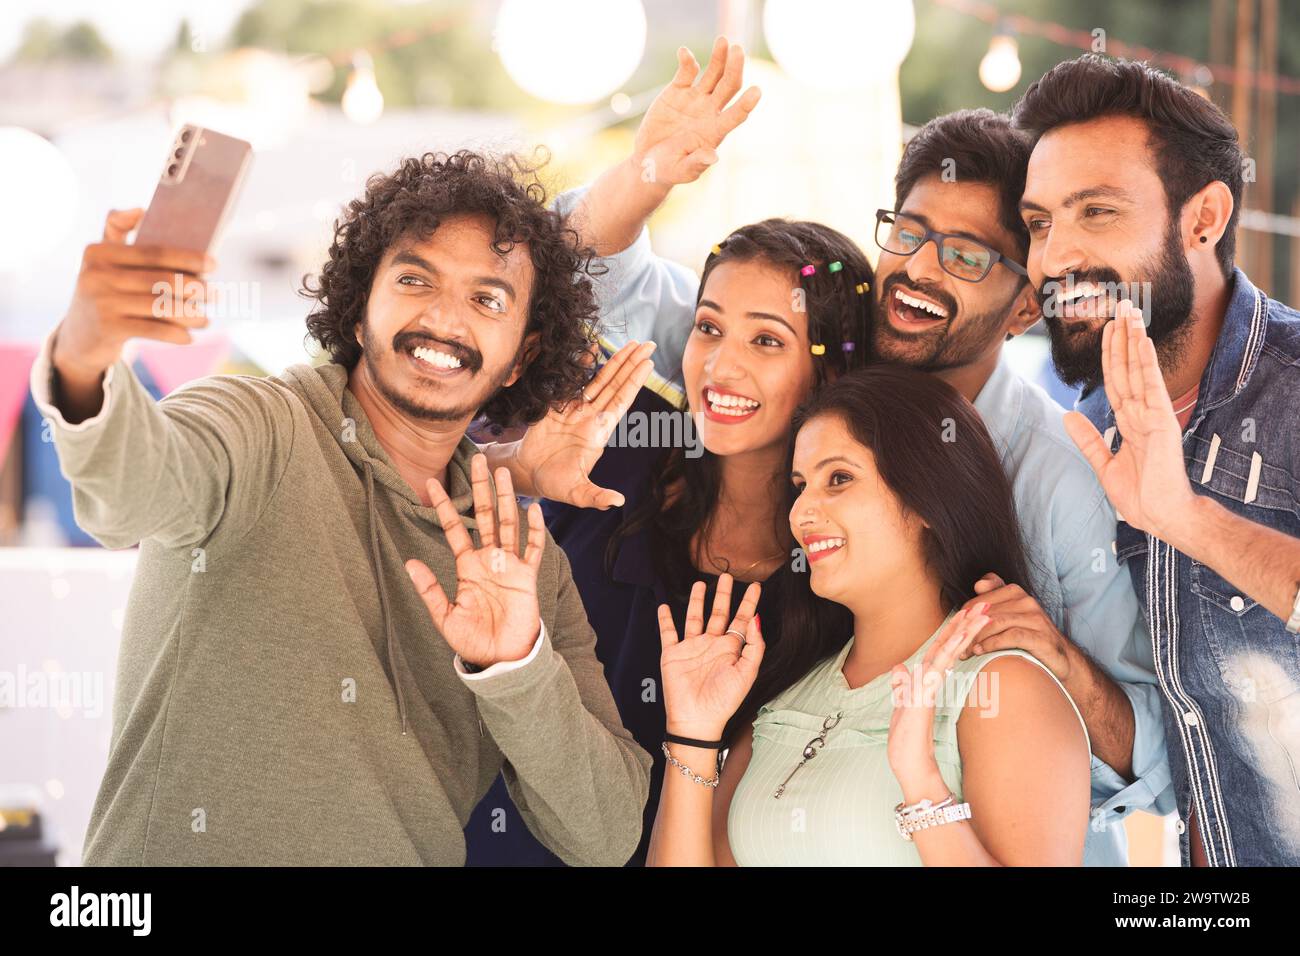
[32,150,652,866]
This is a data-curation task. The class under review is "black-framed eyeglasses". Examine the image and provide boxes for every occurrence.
[874,209,1028,283]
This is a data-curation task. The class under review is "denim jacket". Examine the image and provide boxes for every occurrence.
[1077,267,1300,866]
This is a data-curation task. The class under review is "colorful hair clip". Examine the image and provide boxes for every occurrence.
[855,282,869,294]
[800,264,816,277]
[842,341,856,352]
[828,261,843,273]
[810,343,826,355]
[711,244,723,255]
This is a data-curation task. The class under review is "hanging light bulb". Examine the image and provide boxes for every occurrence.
[496,0,646,105]
[764,0,915,90]
[342,51,384,124]
[978,31,1022,93]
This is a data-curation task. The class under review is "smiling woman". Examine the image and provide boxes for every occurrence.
[646,364,1092,866]
[301,149,602,429]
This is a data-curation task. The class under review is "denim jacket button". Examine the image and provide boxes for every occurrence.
[1183,711,1200,726]
[1230,595,1245,611]
[1176,819,1186,834]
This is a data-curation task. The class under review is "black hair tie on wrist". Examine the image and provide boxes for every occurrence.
[665,732,724,750]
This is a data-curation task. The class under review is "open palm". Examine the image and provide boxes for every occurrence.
[515,340,655,510]
[887,605,989,786]
[1063,301,1197,540]
[406,453,545,668]
[658,574,764,740]
[633,37,762,186]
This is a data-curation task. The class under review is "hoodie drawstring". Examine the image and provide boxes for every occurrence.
[362,460,409,736]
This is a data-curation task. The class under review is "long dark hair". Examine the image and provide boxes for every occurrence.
[608,219,876,595]
[723,363,1040,744]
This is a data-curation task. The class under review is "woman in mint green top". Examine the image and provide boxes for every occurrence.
[647,366,1092,866]
[726,608,1089,865]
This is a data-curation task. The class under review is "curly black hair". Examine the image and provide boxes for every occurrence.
[301,149,601,427]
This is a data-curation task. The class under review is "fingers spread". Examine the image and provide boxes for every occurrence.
[584,339,641,404]
[684,580,707,637]
[657,603,680,649]
[494,465,519,555]
[1124,303,1147,401]
[597,342,656,414]
[706,573,734,635]
[428,477,475,559]
[733,581,761,625]
[1139,335,1173,413]
[718,85,762,134]
[697,36,728,92]
[712,42,745,105]
[1063,411,1111,478]
[405,558,450,627]
[671,45,699,87]
[523,501,546,568]
[575,480,624,511]
[469,454,497,549]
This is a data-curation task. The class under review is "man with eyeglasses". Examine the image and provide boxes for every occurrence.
[868,108,1173,866]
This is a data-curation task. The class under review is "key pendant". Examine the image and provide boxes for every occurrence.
[773,712,842,799]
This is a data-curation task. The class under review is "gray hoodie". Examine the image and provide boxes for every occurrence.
[31,340,651,865]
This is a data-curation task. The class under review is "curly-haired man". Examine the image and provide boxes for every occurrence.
[32,149,653,866]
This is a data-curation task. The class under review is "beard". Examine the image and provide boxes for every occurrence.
[1039,218,1196,391]
[871,270,1021,373]
[359,321,519,423]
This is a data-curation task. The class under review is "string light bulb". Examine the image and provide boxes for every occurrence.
[978,31,1022,93]
[342,51,384,124]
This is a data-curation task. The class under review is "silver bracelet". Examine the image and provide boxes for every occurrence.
[662,742,720,789]
[1286,582,1300,634]
[894,793,971,840]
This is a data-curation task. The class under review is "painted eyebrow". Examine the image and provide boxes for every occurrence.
[790,455,864,479]
[389,251,516,301]
[1019,184,1135,213]
[697,298,799,338]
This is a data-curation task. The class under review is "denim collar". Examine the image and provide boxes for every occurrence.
[1077,267,1268,428]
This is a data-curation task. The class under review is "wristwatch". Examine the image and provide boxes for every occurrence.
[894,794,972,840]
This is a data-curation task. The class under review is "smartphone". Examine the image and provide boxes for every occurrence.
[134,124,252,255]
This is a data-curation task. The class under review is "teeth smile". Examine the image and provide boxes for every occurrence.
[411,345,463,370]
[894,289,947,318]
[706,388,760,415]
[806,537,846,553]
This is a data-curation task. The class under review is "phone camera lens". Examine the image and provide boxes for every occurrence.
[180,129,192,143]
[174,148,184,160]
[167,164,179,176]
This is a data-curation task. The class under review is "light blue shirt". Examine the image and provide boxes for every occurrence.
[556,186,1175,865]
[971,356,1175,865]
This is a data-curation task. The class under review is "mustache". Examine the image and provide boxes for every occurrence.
[1036,268,1125,316]
[879,272,958,322]
[393,330,482,372]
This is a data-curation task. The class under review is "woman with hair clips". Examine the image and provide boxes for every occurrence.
[647,365,1092,866]
[467,39,875,865]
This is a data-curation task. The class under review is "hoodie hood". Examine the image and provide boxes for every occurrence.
[280,361,483,735]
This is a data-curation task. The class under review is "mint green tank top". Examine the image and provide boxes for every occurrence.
[726,610,1090,866]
